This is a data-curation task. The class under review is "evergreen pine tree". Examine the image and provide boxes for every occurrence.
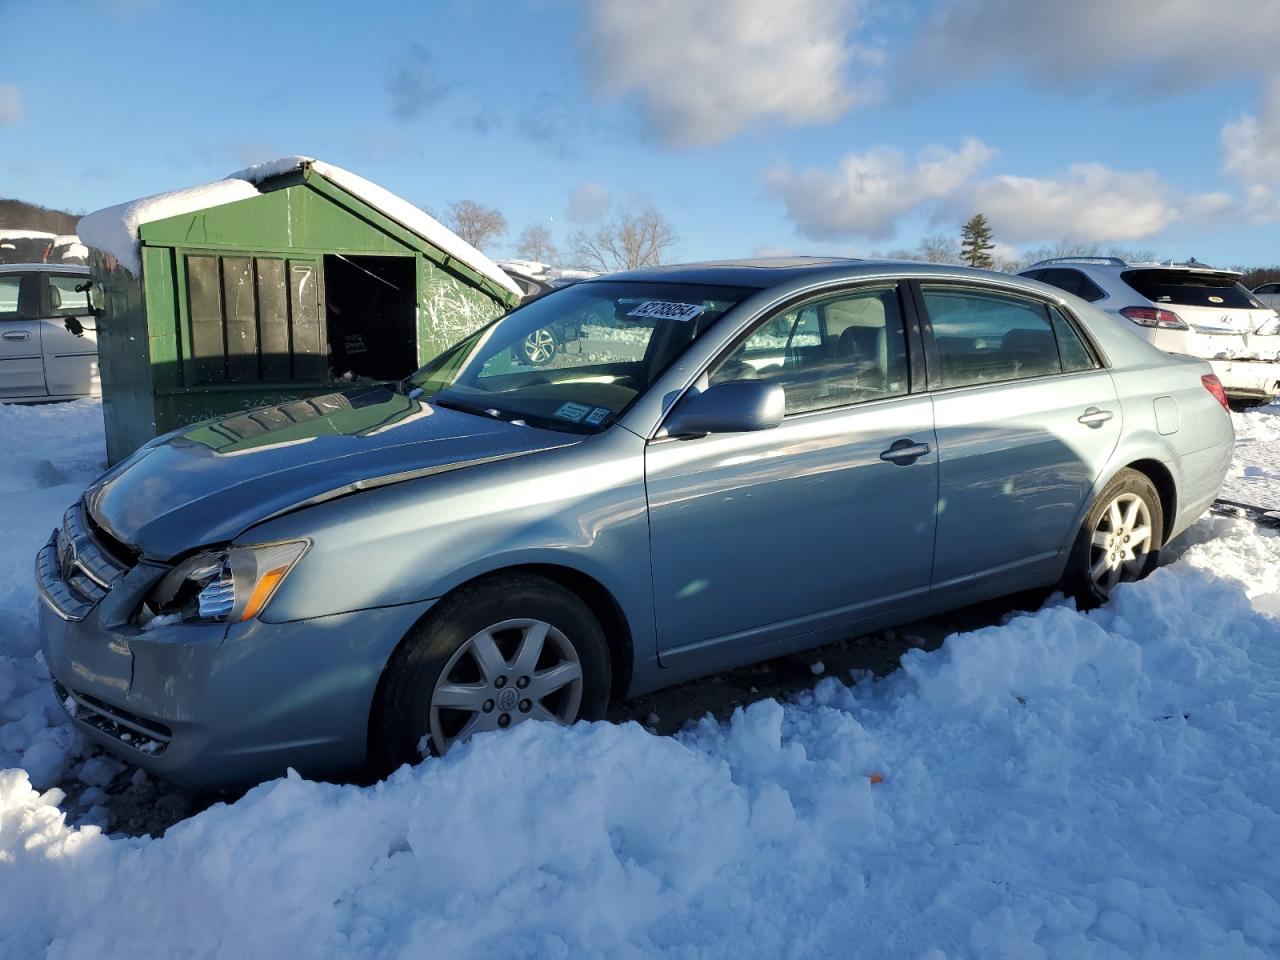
[960,214,995,268]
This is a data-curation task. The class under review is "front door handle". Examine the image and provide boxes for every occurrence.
[1078,407,1114,427]
[880,438,931,465]
[1,331,30,342]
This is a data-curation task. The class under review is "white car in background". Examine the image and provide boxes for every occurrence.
[1022,257,1280,403]
[0,263,100,402]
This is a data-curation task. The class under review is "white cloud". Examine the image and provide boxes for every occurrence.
[579,0,880,147]
[906,1,1280,92]
[566,182,612,223]
[954,164,1179,243]
[768,140,1186,247]
[0,85,22,126]
[766,139,995,240]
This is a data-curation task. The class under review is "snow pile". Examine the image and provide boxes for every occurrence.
[0,401,104,789]
[2,403,1280,957]
[78,156,522,299]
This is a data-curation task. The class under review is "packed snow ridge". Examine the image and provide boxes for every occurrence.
[75,155,521,298]
[2,400,1280,957]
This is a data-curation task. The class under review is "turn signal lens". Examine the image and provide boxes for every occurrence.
[1202,374,1229,410]
[240,565,291,622]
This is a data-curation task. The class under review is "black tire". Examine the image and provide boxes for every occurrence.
[1065,468,1164,609]
[369,573,610,775]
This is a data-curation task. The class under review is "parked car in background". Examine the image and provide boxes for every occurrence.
[499,260,597,365]
[38,258,1234,789]
[1252,281,1280,312]
[1020,257,1280,403]
[0,263,99,401]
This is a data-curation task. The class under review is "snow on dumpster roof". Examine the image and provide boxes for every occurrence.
[77,156,521,298]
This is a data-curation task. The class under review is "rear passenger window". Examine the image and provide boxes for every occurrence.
[922,286,1061,388]
[715,285,909,414]
[1049,306,1098,372]
[0,275,21,317]
[47,275,90,316]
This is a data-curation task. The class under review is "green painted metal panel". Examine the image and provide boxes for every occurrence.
[101,168,517,464]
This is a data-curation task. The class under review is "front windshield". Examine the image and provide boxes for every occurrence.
[407,280,753,433]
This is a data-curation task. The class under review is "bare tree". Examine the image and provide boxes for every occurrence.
[515,224,560,265]
[919,234,960,264]
[440,200,507,252]
[568,203,678,272]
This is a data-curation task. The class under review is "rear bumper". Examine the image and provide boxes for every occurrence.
[1170,436,1236,542]
[1208,359,1280,400]
[38,573,434,789]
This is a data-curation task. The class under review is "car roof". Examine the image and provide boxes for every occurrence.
[0,262,90,274]
[590,257,1022,289]
[1022,257,1240,277]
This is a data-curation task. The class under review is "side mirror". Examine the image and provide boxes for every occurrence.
[662,379,785,438]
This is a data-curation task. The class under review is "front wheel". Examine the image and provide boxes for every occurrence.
[1065,468,1163,608]
[370,574,610,773]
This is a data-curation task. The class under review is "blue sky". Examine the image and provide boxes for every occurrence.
[3,0,1279,267]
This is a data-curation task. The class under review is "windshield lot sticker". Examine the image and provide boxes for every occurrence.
[554,402,591,422]
[585,406,611,425]
[627,300,705,322]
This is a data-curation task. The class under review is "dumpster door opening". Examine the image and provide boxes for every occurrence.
[323,254,417,381]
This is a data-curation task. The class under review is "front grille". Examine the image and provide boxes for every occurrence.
[36,501,135,621]
[54,680,172,755]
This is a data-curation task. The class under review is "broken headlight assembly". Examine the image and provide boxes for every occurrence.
[138,540,309,627]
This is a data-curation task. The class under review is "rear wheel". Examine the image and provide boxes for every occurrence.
[1066,468,1163,608]
[370,574,610,773]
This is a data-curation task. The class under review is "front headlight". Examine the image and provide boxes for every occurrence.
[140,540,308,626]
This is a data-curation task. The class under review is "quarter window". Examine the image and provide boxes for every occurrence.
[922,286,1062,388]
[713,286,909,414]
[1049,306,1099,372]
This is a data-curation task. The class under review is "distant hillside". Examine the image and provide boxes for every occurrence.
[0,198,78,235]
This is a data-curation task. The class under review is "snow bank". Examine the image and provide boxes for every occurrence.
[3,404,1280,957]
[78,156,522,299]
[0,401,104,789]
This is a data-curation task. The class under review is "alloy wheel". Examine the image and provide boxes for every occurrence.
[1089,492,1153,595]
[522,328,556,365]
[429,618,583,754]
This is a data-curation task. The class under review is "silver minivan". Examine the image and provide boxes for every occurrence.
[37,259,1234,788]
[0,263,99,402]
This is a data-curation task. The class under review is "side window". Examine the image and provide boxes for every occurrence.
[922,285,1062,388]
[47,275,90,317]
[713,286,909,415]
[1049,306,1099,372]
[0,275,22,317]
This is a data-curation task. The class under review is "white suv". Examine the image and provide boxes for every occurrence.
[1021,257,1280,403]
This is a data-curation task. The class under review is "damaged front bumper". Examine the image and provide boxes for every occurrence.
[35,513,435,789]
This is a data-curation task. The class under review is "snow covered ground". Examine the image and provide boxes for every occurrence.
[2,401,1280,958]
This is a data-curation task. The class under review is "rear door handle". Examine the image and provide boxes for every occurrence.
[1078,407,1113,427]
[1,331,30,342]
[880,439,931,465]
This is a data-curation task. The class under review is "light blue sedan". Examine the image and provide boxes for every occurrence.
[38,258,1234,787]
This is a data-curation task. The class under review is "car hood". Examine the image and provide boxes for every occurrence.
[85,386,580,560]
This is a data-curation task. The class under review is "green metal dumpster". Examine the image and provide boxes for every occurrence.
[77,157,522,464]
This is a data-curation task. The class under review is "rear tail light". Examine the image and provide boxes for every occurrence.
[1120,306,1188,330]
[1202,373,1229,410]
